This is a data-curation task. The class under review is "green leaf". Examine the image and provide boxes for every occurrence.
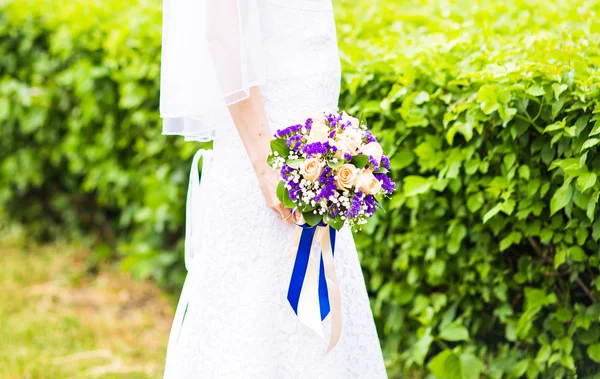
[550,183,573,215]
[444,353,462,378]
[391,150,415,170]
[282,186,296,208]
[589,119,600,137]
[569,246,587,262]
[552,83,568,99]
[577,172,597,192]
[427,349,452,378]
[500,231,522,251]
[270,139,290,157]
[526,85,546,96]
[286,159,304,169]
[414,91,430,104]
[554,249,566,268]
[467,192,484,212]
[460,353,484,379]
[403,175,432,197]
[581,138,600,152]
[535,344,552,364]
[276,181,286,203]
[439,321,469,341]
[350,154,369,168]
[543,122,564,133]
[298,201,316,213]
[324,214,344,230]
[327,160,344,169]
[483,203,502,223]
[411,327,433,365]
[447,224,467,254]
[477,84,499,114]
[302,211,322,227]
[588,344,600,363]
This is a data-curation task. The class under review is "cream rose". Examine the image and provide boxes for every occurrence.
[335,164,359,190]
[307,114,329,144]
[361,141,384,164]
[356,169,382,195]
[300,158,323,181]
[335,126,363,155]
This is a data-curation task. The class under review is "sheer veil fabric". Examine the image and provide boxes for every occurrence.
[160,1,388,378]
[160,0,265,141]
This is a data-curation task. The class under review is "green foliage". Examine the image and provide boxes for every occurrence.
[3,0,600,377]
[0,0,194,289]
[337,0,600,377]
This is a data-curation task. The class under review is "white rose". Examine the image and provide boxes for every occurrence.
[307,114,330,144]
[340,111,360,128]
[361,141,384,164]
[355,169,382,195]
[335,126,363,155]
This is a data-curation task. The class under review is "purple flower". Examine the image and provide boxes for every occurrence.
[347,191,364,219]
[375,173,396,194]
[328,202,341,218]
[364,195,377,217]
[286,135,303,150]
[365,130,377,143]
[380,155,390,170]
[280,164,294,180]
[305,118,313,130]
[314,167,336,203]
[344,153,353,161]
[368,155,380,170]
[302,142,329,157]
[276,124,303,137]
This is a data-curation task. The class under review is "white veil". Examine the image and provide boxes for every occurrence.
[160,0,265,141]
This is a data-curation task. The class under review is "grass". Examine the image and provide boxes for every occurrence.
[0,238,175,378]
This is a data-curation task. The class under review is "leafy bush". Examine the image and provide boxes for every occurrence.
[337,0,600,377]
[2,0,600,377]
[0,0,194,288]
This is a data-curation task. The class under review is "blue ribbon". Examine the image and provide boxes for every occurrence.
[287,221,336,321]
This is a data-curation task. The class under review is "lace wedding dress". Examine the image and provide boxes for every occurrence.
[161,1,388,378]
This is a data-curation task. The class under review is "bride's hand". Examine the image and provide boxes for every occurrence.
[256,164,294,224]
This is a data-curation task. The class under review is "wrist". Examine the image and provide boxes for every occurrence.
[252,158,271,177]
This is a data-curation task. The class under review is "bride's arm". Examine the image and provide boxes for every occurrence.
[228,87,293,224]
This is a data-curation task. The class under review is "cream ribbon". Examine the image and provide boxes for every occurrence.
[288,224,342,352]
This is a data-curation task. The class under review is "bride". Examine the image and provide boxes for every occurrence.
[159,0,387,377]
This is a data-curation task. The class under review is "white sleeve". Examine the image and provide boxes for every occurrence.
[159,0,265,141]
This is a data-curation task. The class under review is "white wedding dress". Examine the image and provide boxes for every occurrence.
[161,1,388,378]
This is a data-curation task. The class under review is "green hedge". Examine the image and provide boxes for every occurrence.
[3,0,600,377]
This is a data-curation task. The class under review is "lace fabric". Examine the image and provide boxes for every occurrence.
[163,2,388,378]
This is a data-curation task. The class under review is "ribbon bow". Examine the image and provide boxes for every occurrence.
[287,221,342,352]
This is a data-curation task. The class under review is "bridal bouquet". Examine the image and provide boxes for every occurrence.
[267,111,394,352]
[267,111,395,231]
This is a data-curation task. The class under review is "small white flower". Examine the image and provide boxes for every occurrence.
[274,151,279,156]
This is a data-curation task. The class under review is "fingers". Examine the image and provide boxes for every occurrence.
[275,202,294,225]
